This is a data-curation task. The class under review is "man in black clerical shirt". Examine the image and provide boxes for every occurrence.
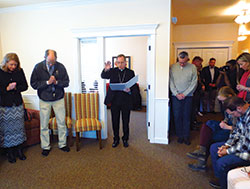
[101,54,136,148]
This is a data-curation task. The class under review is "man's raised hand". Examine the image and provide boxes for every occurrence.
[104,61,111,71]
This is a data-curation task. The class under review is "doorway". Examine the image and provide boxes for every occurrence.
[72,24,158,141]
[104,36,148,138]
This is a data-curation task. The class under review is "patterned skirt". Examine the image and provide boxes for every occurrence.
[0,105,26,148]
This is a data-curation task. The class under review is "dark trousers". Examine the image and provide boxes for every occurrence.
[203,89,217,112]
[210,142,250,189]
[171,96,192,139]
[111,103,131,141]
[191,90,202,124]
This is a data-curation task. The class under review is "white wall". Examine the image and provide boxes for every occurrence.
[171,23,239,65]
[105,36,147,105]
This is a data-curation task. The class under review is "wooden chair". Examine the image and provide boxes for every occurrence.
[74,93,102,151]
[23,102,41,146]
[49,92,73,147]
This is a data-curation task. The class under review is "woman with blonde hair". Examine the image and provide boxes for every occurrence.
[187,86,236,172]
[0,53,28,163]
[236,52,250,102]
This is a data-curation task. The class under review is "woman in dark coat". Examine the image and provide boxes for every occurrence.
[0,53,28,163]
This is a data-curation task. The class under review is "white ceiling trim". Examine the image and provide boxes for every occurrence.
[71,24,159,38]
[0,0,123,13]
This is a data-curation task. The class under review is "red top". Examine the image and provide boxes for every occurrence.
[238,70,250,100]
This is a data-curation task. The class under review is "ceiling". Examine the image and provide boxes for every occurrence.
[0,0,248,25]
[0,0,79,8]
[172,0,249,25]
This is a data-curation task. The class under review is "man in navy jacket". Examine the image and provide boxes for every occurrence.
[30,49,70,156]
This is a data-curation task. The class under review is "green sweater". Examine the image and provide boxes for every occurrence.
[170,62,197,97]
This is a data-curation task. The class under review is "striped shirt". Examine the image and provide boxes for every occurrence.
[226,106,250,161]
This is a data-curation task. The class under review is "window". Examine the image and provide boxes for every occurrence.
[80,38,99,93]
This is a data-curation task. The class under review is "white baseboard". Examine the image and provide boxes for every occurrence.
[150,138,169,144]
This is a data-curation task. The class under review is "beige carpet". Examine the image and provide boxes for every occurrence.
[0,109,221,189]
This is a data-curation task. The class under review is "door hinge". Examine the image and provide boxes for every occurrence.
[148,122,150,127]
[148,45,151,51]
[148,85,151,90]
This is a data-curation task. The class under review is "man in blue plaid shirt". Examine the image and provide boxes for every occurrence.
[209,96,250,189]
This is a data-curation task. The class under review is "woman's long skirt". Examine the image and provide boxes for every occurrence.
[0,105,26,148]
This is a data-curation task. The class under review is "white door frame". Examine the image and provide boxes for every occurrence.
[72,24,158,141]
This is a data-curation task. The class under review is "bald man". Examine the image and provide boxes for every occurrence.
[31,49,70,156]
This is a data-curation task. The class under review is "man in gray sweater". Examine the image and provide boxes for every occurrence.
[170,51,197,145]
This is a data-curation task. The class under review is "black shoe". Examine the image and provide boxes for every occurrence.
[123,140,129,148]
[209,179,221,188]
[112,140,119,148]
[60,146,70,152]
[186,150,206,161]
[177,138,184,144]
[7,148,16,163]
[188,163,207,172]
[41,149,50,156]
[184,139,191,145]
[17,148,26,160]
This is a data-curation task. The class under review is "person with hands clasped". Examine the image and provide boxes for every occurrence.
[30,49,70,156]
[236,53,250,102]
[187,87,236,172]
[0,53,28,163]
[209,96,250,189]
[101,54,136,148]
[170,51,197,145]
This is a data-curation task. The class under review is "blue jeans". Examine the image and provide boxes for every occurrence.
[210,142,250,189]
[171,96,192,139]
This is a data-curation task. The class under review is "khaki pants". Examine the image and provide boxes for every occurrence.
[39,98,66,150]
